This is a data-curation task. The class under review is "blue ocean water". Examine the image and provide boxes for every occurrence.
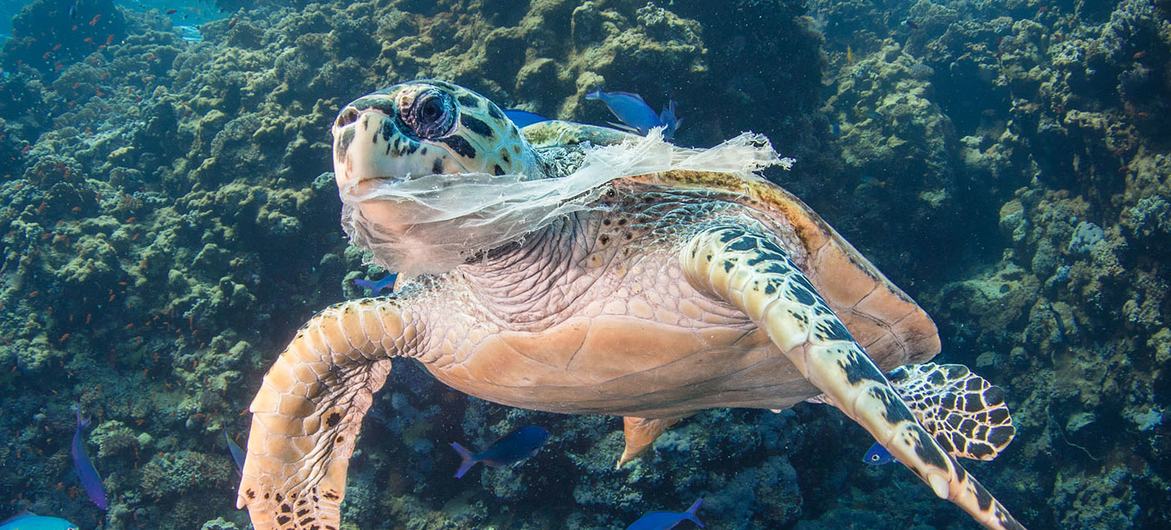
[1,1,1168,529]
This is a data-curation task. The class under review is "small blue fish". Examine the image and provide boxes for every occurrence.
[863,441,895,465]
[0,512,79,530]
[585,89,682,140]
[450,425,549,479]
[353,273,397,295]
[503,109,551,128]
[830,120,841,137]
[175,25,203,43]
[71,410,107,510]
[627,498,704,530]
[224,432,245,477]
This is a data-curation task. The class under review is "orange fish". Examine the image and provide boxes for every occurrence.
[88,14,101,26]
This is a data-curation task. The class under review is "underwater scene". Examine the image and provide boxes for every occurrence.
[1,0,1169,529]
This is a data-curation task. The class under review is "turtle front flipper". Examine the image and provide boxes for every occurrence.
[238,298,421,530]
[680,224,1025,530]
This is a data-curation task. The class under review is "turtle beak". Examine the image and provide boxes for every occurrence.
[333,104,411,193]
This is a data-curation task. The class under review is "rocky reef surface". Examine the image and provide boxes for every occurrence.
[0,0,1167,528]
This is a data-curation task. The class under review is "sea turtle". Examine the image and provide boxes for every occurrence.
[237,80,1024,530]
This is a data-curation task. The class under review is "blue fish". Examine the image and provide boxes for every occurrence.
[503,109,551,128]
[0,512,78,530]
[863,441,895,465]
[450,425,549,479]
[71,410,107,510]
[585,89,682,140]
[353,273,397,295]
[224,432,246,477]
[175,25,203,43]
[627,498,704,530]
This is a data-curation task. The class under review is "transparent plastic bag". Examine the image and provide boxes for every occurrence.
[339,129,794,276]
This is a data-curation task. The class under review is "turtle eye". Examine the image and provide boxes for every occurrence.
[402,89,456,139]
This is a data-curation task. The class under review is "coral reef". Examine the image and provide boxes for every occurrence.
[0,0,1168,528]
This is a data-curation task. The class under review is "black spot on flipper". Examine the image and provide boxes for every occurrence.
[788,283,816,306]
[764,262,791,275]
[791,274,820,299]
[983,386,1006,405]
[493,164,504,176]
[487,103,504,120]
[934,432,955,452]
[945,364,970,378]
[988,408,1010,425]
[987,425,1015,446]
[840,347,886,385]
[822,319,852,341]
[913,429,950,470]
[718,228,746,244]
[326,412,342,427]
[951,454,967,482]
[872,386,915,424]
[722,260,734,273]
[755,237,787,256]
[974,481,994,511]
[440,135,477,158]
[964,397,984,413]
[276,515,291,526]
[457,94,479,108]
[927,370,945,386]
[960,418,977,434]
[764,282,777,295]
[432,158,444,174]
[461,114,495,137]
[727,238,756,252]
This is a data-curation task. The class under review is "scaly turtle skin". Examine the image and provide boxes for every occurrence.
[237,80,1023,530]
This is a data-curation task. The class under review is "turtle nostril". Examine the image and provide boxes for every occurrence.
[335,107,360,129]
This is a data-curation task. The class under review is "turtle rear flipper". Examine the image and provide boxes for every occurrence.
[888,363,1016,461]
[681,223,1025,530]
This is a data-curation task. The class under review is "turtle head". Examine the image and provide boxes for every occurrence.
[332,80,540,191]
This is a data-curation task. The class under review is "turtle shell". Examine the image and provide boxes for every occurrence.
[519,123,941,370]
[623,168,942,369]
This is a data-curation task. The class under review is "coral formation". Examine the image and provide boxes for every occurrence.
[0,0,1168,528]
